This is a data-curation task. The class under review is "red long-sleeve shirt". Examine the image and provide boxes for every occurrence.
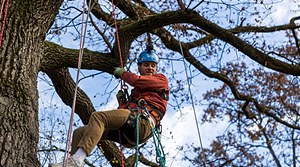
[119,71,169,115]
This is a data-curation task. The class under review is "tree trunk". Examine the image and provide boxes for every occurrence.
[0,0,62,166]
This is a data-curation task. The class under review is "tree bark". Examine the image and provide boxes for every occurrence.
[0,0,62,166]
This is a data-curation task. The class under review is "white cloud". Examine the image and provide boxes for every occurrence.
[161,106,229,166]
[269,1,300,24]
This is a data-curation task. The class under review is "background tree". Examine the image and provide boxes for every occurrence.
[0,0,299,166]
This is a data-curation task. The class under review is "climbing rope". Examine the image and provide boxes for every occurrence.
[135,113,142,167]
[151,127,166,166]
[64,1,91,166]
[178,41,207,167]
[111,0,126,166]
[111,1,123,69]
[0,0,9,46]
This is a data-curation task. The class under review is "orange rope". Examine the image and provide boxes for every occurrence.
[111,0,123,69]
[111,1,125,167]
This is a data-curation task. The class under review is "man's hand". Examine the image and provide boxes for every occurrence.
[113,67,125,78]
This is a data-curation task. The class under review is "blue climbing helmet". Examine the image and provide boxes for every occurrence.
[137,49,159,64]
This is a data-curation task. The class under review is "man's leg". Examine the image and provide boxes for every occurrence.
[77,109,131,155]
[71,126,87,155]
[49,109,131,167]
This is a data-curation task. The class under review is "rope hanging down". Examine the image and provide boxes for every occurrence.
[64,1,92,166]
[178,41,207,167]
[111,1,123,69]
[111,0,126,166]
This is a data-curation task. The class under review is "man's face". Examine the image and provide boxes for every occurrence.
[138,62,157,76]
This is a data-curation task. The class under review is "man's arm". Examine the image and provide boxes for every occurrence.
[121,71,168,90]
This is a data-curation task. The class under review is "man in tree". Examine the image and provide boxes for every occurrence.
[49,48,169,167]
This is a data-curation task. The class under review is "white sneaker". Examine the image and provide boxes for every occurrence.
[48,156,84,167]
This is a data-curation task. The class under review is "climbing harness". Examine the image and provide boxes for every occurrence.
[179,41,207,167]
[0,0,9,46]
[119,87,167,167]
[64,1,91,166]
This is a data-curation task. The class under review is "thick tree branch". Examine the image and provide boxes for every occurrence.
[88,0,115,25]
[41,41,119,73]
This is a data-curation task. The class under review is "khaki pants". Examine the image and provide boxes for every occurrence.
[70,109,152,155]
